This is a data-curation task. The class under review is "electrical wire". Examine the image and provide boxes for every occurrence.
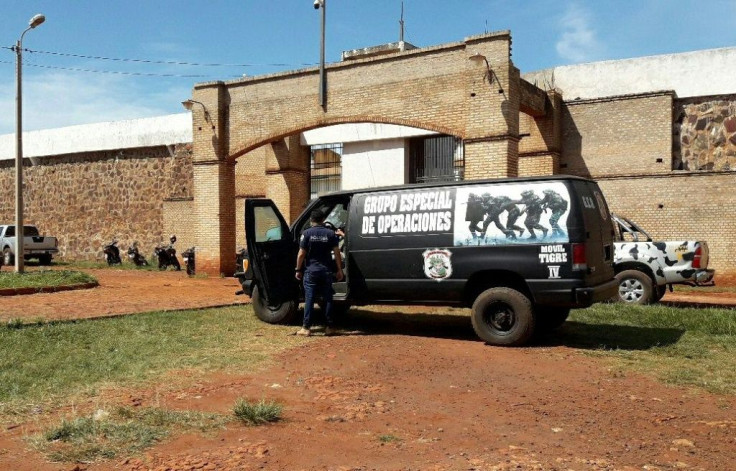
[1,45,319,78]
[2,45,316,68]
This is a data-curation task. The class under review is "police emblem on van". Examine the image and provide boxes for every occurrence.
[422,249,453,281]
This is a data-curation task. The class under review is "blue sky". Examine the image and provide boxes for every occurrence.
[1,0,734,134]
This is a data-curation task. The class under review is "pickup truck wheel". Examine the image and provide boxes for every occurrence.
[38,254,52,265]
[615,270,653,304]
[536,307,570,331]
[471,287,535,347]
[3,248,13,266]
[251,285,296,324]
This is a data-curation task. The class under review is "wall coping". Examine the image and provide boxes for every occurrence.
[0,113,192,161]
[193,31,511,91]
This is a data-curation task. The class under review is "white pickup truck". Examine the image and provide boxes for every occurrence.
[612,214,715,304]
[0,225,59,266]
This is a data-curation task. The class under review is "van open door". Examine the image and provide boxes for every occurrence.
[244,199,298,322]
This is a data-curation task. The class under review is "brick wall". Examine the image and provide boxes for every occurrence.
[560,92,674,177]
[599,174,736,273]
[0,144,192,261]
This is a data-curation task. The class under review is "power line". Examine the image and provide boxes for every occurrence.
[28,61,241,78]
[2,45,316,68]
[0,59,240,78]
[1,44,323,78]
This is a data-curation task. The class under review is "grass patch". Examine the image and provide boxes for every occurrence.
[0,270,96,290]
[378,434,401,443]
[0,306,303,415]
[233,398,282,425]
[557,303,736,394]
[30,406,228,463]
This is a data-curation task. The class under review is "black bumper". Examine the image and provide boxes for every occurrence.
[529,278,619,308]
[234,273,254,297]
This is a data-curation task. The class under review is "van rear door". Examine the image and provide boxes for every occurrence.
[570,180,614,286]
[244,199,297,305]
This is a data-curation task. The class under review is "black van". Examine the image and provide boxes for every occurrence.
[237,176,617,346]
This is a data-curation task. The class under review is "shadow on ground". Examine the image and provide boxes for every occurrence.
[322,308,685,351]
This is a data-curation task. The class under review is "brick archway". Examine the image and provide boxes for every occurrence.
[186,31,551,275]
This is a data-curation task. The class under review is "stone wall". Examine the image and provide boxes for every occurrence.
[674,95,736,171]
[0,144,192,261]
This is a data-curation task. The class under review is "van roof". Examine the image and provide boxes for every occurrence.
[320,174,595,199]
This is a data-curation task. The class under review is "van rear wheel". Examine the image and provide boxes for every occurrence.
[471,287,535,346]
[251,285,297,324]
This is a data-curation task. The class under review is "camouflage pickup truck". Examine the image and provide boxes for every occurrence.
[612,214,715,304]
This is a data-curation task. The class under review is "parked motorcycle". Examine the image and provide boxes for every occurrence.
[126,242,148,267]
[182,247,195,276]
[103,239,122,265]
[153,235,181,271]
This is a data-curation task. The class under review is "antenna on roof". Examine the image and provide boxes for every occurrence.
[399,1,405,42]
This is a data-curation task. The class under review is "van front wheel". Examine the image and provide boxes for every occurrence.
[251,285,296,324]
[471,287,535,347]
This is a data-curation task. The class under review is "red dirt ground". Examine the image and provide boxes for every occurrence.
[0,269,734,470]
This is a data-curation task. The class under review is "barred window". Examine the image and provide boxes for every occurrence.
[409,135,464,183]
[310,143,342,199]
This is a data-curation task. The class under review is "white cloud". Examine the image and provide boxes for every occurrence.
[555,3,603,64]
[0,70,189,134]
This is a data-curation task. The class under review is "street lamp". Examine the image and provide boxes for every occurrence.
[469,52,504,94]
[13,13,46,273]
[313,0,326,109]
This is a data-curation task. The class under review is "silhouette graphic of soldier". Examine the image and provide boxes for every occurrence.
[495,195,525,239]
[480,193,514,241]
[541,189,568,237]
[519,190,548,240]
[465,193,485,241]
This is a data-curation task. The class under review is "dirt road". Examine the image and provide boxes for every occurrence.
[0,269,734,470]
[0,268,246,322]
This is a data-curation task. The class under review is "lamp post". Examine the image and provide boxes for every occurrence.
[14,13,46,274]
[313,0,326,109]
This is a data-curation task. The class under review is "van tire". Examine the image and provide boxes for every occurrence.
[251,285,296,324]
[536,307,570,331]
[471,287,535,346]
[615,270,653,305]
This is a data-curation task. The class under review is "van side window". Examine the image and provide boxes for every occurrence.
[253,206,284,242]
[297,201,350,237]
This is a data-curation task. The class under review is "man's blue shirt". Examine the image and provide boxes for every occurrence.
[300,225,339,274]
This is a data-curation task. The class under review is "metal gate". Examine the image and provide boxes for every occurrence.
[409,135,464,183]
[310,143,343,199]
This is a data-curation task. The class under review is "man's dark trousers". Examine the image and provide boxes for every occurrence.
[302,270,334,329]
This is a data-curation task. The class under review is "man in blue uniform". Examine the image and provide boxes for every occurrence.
[294,210,344,336]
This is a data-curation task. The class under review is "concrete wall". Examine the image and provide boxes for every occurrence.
[0,114,191,161]
[342,138,407,190]
[523,47,736,100]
